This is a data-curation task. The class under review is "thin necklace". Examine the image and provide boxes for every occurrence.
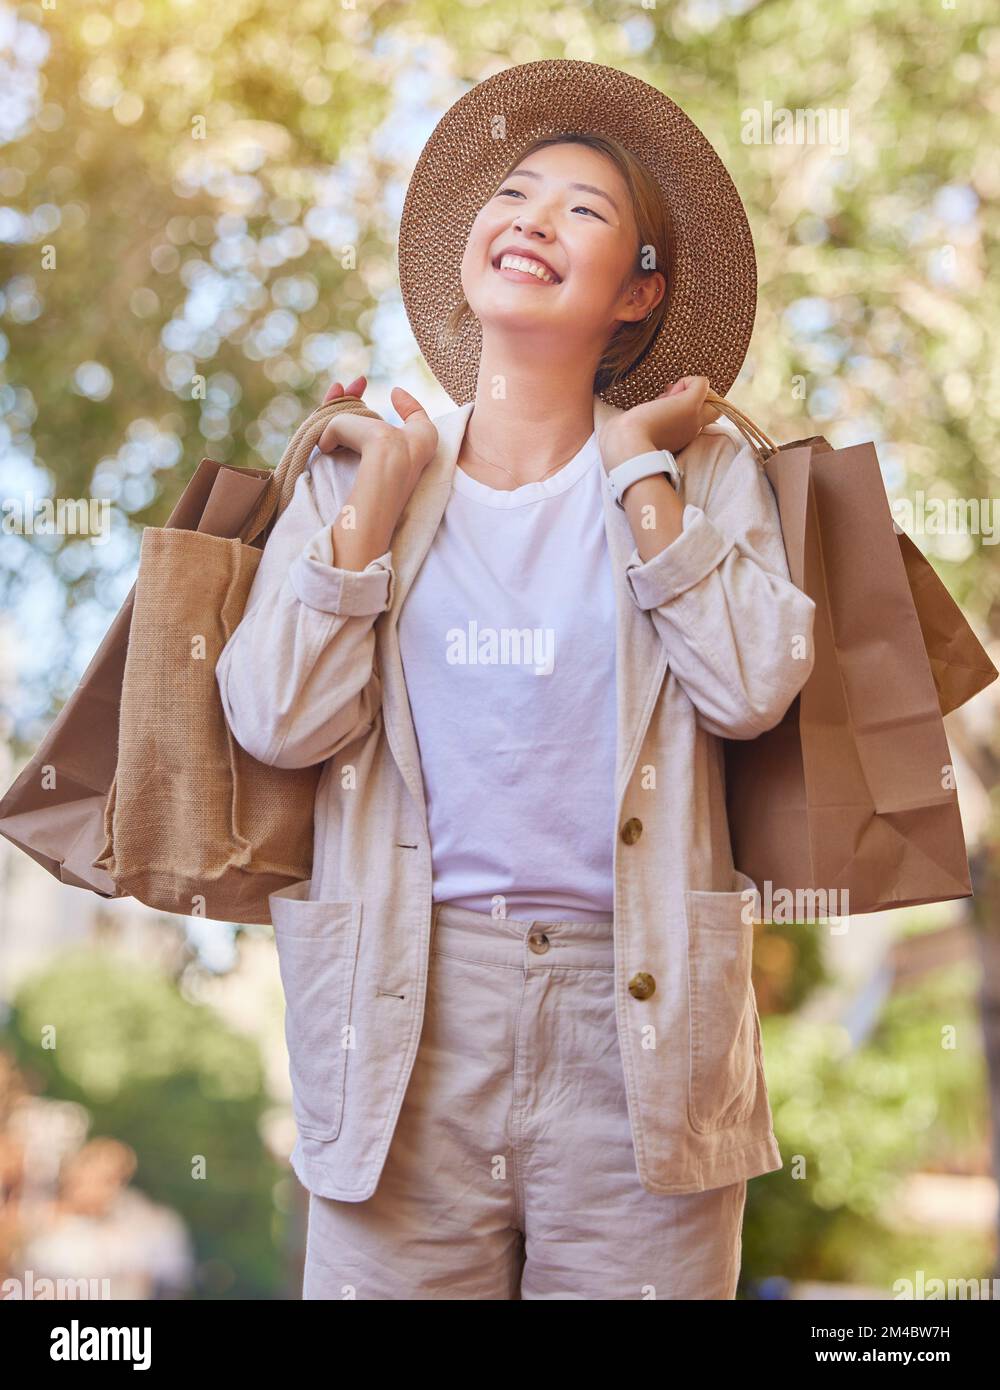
[463,431,590,486]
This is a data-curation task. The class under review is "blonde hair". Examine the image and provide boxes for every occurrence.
[444,132,672,394]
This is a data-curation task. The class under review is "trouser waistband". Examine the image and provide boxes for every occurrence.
[431,901,615,971]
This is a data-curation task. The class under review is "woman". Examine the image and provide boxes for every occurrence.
[215,61,816,1299]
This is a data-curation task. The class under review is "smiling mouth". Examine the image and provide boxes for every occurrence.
[492,253,562,284]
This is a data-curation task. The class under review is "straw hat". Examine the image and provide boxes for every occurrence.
[397,58,757,410]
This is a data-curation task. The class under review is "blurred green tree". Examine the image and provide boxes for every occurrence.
[3,948,286,1299]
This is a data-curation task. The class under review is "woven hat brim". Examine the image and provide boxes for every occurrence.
[398,58,757,409]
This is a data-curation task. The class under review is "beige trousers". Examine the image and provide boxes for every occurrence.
[302,901,747,1300]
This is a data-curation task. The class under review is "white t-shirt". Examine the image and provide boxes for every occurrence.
[397,430,617,922]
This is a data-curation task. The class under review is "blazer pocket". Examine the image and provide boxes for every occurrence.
[269,878,363,1143]
[685,870,762,1135]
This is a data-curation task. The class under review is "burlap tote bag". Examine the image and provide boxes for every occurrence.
[92,395,382,925]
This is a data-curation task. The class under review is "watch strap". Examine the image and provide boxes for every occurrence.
[606,449,681,507]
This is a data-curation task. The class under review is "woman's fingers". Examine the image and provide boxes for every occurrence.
[317,411,379,454]
[390,386,439,458]
[323,375,368,404]
[389,385,428,422]
[689,378,718,427]
[665,375,709,398]
[317,383,437,461]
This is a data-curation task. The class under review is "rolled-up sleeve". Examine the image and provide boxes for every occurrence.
[623,433,816,740]
[288,527,394,616]
[625,504,733,608]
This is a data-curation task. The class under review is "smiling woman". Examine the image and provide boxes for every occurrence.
[439,134,702,492]
[444,132,673,397]
[214,59,814,1303]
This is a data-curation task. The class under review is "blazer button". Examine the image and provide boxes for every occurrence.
[620,817,643,845]
[628,971,656,1000]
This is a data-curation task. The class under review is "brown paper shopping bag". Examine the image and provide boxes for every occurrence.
[0,396,380,924]
[708,393,998,917]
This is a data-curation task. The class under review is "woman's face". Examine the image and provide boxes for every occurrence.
[460,142,660,352]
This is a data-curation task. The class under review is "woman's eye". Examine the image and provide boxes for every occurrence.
[495,188,605,221]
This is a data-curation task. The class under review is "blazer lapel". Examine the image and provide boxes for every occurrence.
[376,395,667,825]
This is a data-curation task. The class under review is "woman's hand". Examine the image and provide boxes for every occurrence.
[598,375,721,472]
[317,383,438,480]
[316,381,440,567]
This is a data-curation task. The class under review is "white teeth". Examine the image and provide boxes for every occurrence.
[498,254,558,283]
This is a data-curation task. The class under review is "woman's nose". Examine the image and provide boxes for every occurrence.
[512,215,555,241]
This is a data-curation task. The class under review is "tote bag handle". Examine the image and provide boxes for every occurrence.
[238,396,382,547]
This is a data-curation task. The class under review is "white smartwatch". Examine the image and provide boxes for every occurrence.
[606,449,682,507]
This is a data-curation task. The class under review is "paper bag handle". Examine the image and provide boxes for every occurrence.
[704,388,778,462]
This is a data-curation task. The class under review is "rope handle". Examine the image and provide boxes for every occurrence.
[704,388,778,462]
[239,395,384,545]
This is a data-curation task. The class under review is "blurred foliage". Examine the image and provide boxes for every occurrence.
[754,918,829,1016]
[741,962,990,1289]
[3,949,286,1299]
[1,0,997,756]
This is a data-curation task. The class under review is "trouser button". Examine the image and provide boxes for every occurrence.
[527,931,551,954]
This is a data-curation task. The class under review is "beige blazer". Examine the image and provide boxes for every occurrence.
[216,393,817,1201]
